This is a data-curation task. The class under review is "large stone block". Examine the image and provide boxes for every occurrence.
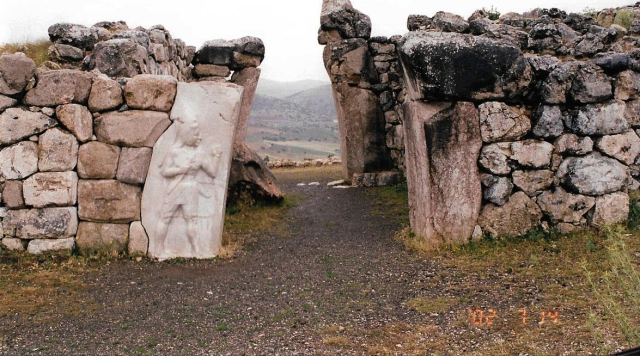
[565,100,629,136]
[94,110,171,147]
[55,104,93,142]
[77,142,120,179]
[0,141,39,180]
[332,82,390,181]
[27,238,75,255]
[3,207,78,239]
[116,147,152,185]
[591,192,629,227]
[2,180,25,209]
[194,37,265,70]
[123,74,177,112]
[2,238,26,251]
[536,187,595,224]
[615,70,640,100]
[319,0,371,40]
[23,172,78,208]
[142,81,243,259]
[478,102,530,143]
[48,23,98,50]
[510,140,554,169]
[76,222,129,253]
[595,131,640,165]
[38,128,79,172]
[512,170,554,196]
[558,153,629,196]
[231,67,261,144]
[0,107,57,145]
[0,53,37,95]
[402,101,482,245]
[478,191,542,237]
[398,32,531,101]
[88,75,123,112]
[23,70,93,106]
[78,180,141,223]
[128,221,149,255]
[89,39,149,78]
[323,39,378,85]
[0,94,17,112]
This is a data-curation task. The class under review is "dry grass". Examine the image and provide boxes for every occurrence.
[406,296,459,314]
[272,165,343,184]
[0,38,51,66]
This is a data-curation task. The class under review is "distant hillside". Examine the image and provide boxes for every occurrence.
[285,85,335,120]
[250,83,335,123]
[255,78,329,99]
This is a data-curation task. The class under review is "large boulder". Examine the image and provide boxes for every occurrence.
[3,207,78,239]
[0,142,39,180]
[38,128,79,172]
[595,131,640,165]
[615,70,640,100]
[27,238,75,255]
[228,143,284,205]
[194,37,265,70]
[55,104,93,142]
[116,147,153,185]
[536,187,595,224]
[23,70,93,106]
[403,101,482,245]
[569,63,612,104]
[94,110,171,147]
[398,32,531,101]
[319,0,371,41]
[478,102,530,143]
[512,170,554,196]
[22,172,78,208]
[322,39,378,85]
[88,75,123,112]
[48,43,84,63]
[88,39,149,78]
[558,153,629,196]
[0,107,57,145]
[478,191,543,237]
[565,100,629,136]
[77,142,120,179]
[78,180,141,223]
[123,74,177,112]
[591,192,629,227]
[432,12,469,33]
[48,23,98,50]
[0,53,37,95]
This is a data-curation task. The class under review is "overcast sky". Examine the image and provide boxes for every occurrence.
[0,0,634,82]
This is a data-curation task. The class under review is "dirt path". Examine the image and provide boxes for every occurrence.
[0,167,612,355]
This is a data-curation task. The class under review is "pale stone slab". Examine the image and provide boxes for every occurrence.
[0,94,18,112]
[23,70,93,106]
[478,191,542,237]
[4,207,78,239]
[0,141,39,180]
[88,74,123,112]
[94,110,171,147]
[128,221,149,255]
[2,237,26,251]
[2,180,25,208]
[591,192,629,227]
[116,147,152,185]
[56,104,93,142]
[142,81,243,259]
[231,67,260,144]
[23,172,78,208]
[78,180,141,223]
[0,107,57,145]
[38,128,79,172]
[76,222,129,253]
[77,142,120,179]
[27,238,75,254]
[123,74,177,112]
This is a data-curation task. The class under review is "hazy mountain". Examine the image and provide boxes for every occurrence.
[285,85,335,120]
[255,78,329,99]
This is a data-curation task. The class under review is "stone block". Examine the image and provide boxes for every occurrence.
[23,172,78,208]
[77,142,120,179]
[1,238,26,251]
[55,104,93,142]
[0,141,39,180]
[558,153,628,196]
[0,107,57,146]
[478,102,530,143]
[23,69,93,106]
[78,180,141,223]
[2,180,24,209]
[76,222,129,253]
[116,147,152,185]
[95,110,171,147]
[128,221,149,255]
[231,67,260,144]
[89,39,149,78]
[536,187,595,224]
[591,192,629,227]
[38,128,79,172]
[0,53,36,95]
[595,131,640,165]
[478,191,542,237]
[27,238,75,255]
[3,207,78,239]
[123,74,177,112]
[88,75,123,112]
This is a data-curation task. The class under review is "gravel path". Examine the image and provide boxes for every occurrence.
[0,169,603,355]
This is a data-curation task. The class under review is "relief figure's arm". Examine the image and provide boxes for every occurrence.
[200,149,222,178]
[160,152,189,178]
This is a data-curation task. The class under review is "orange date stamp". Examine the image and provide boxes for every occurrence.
[468,309,559,325]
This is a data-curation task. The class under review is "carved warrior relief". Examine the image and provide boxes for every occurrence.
[142,82,243,260]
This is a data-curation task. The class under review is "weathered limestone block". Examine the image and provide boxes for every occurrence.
[123,74,177,112]
[89,39,149,78]
[0,53,37,95]
[558,153,629,196]
[554,133,593,155]
[595,131,640,165]
[0,142,39,180]
[512,170,554,196]
[591,192,629,227]
[0,108,57,145]
[77,142,120,179]
[48,23,98,50]
[23,172,78,208]
[407,15,433,31]
[478,102,530,143]
[319,0,371,40]
[2,180,25,208]
[194,64,230,78]
[481,174,513,206]
[402,101,482,245]
[228,143,284,205]
[128,221,149,255]
[48,43,84,62]
[510,140,554,168]
[332,82,389,181]
[231,67,261,144]
[532,105,564,138]
[38,128,79,172]
[88,75,123,112]
[478,191,542,237]
[23,70,93,106]
[398,32,531,101]
[142,81,243,259]
[76,222,129,253]
[536,187,595,223]
[194,37,265,70]
[432,11,469,33]
[569,63,612,104]
[565,100,629,136]
[116,147,152,185]
[540,62,575,104]
[2,238,26,251]
[95,110,171,147]
[478,143,512,175]
[625,100,640,128]
[3,207,78,239]
[0,95,17,111]
[78,180,141,223]
[615,70,640,100]
[193,39,235,67]
[323,39,378,85]
[27,238,75,255]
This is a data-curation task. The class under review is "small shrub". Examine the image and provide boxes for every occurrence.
[482,6,501,21]
[614,10,636,29]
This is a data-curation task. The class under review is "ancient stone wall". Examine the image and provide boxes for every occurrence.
[320,1,640,245]
[0,22,270,256]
